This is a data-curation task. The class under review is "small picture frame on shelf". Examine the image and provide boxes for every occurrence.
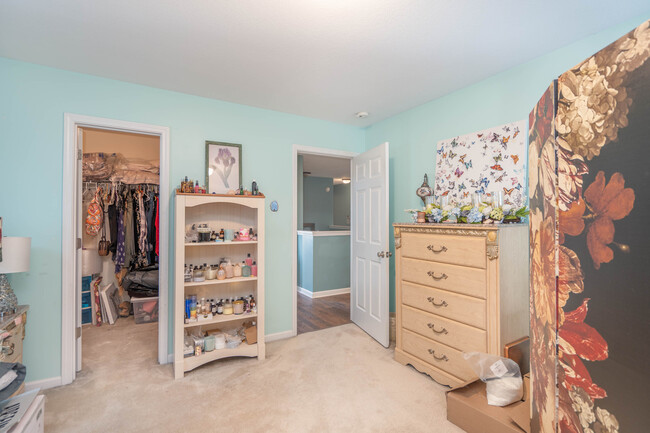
[206,141,242,194]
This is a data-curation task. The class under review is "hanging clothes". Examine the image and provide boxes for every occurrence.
[136,190,148,266]
[83,181,159,272]
[145,191,157,264]
[85,188,103,236]
[108,203,118,257]
[114,204,126,273]
[155,196,160,257]
[124,191,136,268]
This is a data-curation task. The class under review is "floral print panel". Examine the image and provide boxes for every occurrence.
[529,82,558,433]
[434,120,527,205]
[555,20,648,433]
[530,19,650,433]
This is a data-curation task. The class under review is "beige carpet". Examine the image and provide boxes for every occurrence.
[44,319,465,433]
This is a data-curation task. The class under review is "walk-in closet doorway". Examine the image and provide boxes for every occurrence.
[62,114,170,386]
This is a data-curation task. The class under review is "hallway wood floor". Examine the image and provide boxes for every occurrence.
[297,292,351,334]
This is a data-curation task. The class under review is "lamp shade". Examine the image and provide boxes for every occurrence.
[82,248,103,276]
[0,237,31,274]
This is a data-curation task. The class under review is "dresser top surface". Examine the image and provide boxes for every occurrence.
[393,223,526,230]
[0,305,28,329]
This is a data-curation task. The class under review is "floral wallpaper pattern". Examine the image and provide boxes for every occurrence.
[434,120,526,206]
[529,20,649,433]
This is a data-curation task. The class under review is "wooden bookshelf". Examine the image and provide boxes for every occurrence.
[173,193,265,378]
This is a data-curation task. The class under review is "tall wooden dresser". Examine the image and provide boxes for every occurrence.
[393,224,528,387]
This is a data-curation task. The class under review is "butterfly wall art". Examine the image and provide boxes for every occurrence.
[434,120,526,205]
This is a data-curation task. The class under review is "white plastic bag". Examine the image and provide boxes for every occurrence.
[463,351,523,406]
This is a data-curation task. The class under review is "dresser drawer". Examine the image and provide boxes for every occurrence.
[402,329,475,381]
[0,325,24,363]
[401,257,486,299]
[402,282,486,329]
[401,232,486,269]
[401,305,487,353]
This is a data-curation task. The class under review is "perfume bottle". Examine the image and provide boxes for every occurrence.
[242,261,251,277]
[223,299,233,315]
[251,261,257,277]
[224,259,234,279]
[245,253,253,267]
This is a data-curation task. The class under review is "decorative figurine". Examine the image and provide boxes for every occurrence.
[416,174,433,205]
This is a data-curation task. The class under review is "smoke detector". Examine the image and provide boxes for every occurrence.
[355,111,369,119]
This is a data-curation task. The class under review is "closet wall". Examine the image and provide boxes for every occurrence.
[83,128,160,159]
[82,128,160,290]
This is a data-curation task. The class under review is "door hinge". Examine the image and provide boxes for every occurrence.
[76,327,81,339]
[76,238,82,250]
[77,149,83,160]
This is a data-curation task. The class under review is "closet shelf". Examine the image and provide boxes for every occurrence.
[184,276,257,287]
[185,241,257,247]
[184,312,257,328]
[183,343,258,373]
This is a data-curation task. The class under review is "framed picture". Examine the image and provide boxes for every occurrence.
[205,141,242,194]
[0,217,2,262]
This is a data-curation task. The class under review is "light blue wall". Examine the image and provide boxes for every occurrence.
[296,233,313,291]
[297,234,350,293]
[297,155,304,232]
[312,236,350,292]
[333,184,350,226]
[364,13,650,312]
[302,177,333,231]
[0,58,364,382]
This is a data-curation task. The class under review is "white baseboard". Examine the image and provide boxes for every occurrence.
[297,286,313,297]
[298,286,350,299]
[25,376,62,392]
[265,330,294,342]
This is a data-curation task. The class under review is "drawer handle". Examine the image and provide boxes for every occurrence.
[427,271,448,281]
[427,349,449,362]
[427,323,448,334]
[426,297,448,307]
[1,342,15,356]
[427,245,447,253]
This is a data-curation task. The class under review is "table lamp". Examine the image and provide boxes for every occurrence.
[0,237,31,314]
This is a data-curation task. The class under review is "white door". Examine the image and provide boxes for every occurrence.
[75,126,83,373]
[351,142,390,347]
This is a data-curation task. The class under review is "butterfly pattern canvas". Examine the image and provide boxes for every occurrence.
[434,120,526,206]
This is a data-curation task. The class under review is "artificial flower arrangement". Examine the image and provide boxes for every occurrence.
[406,200,529,224]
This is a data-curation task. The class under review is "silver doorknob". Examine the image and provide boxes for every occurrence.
[387,251,393,257]
[377,251,385,258]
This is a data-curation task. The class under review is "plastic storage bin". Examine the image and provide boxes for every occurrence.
[82,275,92,292]
[82,307,92,325]
[132,296,159,324]
[81,290,92,308]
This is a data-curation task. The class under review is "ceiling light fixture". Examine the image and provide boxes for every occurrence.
[342,178,351,184]
[355,111,369,119]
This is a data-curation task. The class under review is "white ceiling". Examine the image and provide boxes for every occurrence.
[302,154,350,182]
[1,1,648,126]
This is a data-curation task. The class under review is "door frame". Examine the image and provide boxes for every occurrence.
[62,113,170,385]
[291,145,358,336]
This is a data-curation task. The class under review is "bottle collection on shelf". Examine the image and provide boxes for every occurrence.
[184,294,257,324]
[184,254,257,283]
[188,225,257,244]
[177,177,263,197]
[179,177,207,194]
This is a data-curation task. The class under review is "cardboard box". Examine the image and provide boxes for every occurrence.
[446,375,530,433]
[244,323,257,345]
